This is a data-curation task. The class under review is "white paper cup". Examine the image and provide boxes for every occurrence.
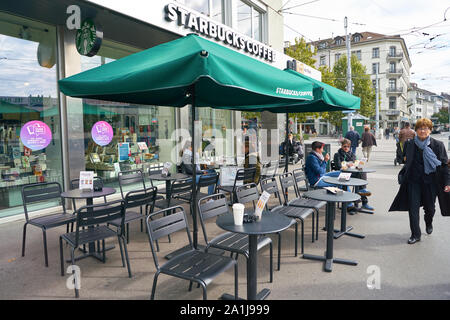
[232,203,245,225]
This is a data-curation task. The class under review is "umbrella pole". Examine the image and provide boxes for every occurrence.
[191,85,198,250]
[285,112,289,173]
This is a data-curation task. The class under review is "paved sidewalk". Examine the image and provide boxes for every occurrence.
[1,135,449,300]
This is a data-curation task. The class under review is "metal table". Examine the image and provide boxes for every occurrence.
[216,210,294,300]
[341,168,376,214]
[60,187,116,262]
[303,189,360,272]
[323,177,367,239]
[148,172,189,200]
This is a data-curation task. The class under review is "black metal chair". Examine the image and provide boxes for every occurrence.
[280,172,326,241]
[147,165,168,200]
[175,172,219,205]
[260,160,278,182]
[59,200,132,298]
[260,177,313,268]
[108,187,157,243]
[21,182,76,267]
[153,177,193,209]
[146,206,238,300]
[118,170,147,232]
[197,193,273,283]
[292,168,309,192]
[217,167,257,204]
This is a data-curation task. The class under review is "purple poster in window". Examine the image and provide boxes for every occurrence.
[91,121,113,146]
[20,121,52,151]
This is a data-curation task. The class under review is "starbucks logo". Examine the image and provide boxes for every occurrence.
[76,19,103,57]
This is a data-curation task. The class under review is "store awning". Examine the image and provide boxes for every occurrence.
[58,34,314,108]
[223,69,360,113]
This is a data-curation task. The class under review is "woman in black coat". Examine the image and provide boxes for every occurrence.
[389,118,450,244]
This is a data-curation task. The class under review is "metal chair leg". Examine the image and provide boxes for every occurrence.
[294,222,298,257]
[277,232,281,271]
[312,211,315,243]
[301,220,304,254]
[234,263,239,299]
[117,235,126,267]
[121,236,132,278]
[21,223,28,257]
[59,237,65,276]
[70,248,79,298]
[150,271,160,300]
[269,242,273,283]
[42,229,49,267]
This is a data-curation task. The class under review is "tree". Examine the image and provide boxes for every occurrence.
[333,55,375,119]
[318,65,343,130]
[431,107,449,124]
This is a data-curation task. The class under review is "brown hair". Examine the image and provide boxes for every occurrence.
[415,118,433,131]
[341,138,351,146]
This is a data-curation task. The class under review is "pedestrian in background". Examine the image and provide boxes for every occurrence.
[361,126,377,161]
[389,118,450,244]
[344,126,360,155]
[399,122,416,152]
[385,127,390,140]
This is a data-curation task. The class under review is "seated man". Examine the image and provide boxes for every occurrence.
[333,138,374,211]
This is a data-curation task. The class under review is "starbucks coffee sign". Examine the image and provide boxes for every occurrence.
[76,19,103,57]
[165,3,276,62]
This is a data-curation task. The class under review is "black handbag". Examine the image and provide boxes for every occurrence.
[397,166,406,185]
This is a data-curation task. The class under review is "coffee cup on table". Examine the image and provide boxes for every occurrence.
[232,203,245,225]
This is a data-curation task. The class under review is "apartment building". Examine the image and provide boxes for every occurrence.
[409,83,450,123]
[310,32,412,130]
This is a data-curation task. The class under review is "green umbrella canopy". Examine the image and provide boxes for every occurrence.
[0,100,40,113]
[40,104,119,117]
[223,68,360,113]
[58,34,314,107]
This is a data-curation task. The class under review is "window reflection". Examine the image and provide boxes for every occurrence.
[0,12,62,217]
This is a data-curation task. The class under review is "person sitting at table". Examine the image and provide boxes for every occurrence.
[180,141,216,194]
[333,138,374,211]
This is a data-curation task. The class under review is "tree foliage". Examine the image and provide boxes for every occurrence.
[333,55,375,119]
[431,107,449,124]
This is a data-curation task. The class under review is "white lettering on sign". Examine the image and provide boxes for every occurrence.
[66,5,81,30]
[164,3,275,62]
[276,88,313,97]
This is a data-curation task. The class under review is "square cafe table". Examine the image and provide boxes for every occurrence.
[216,210,294,300]
[303,189,360,272]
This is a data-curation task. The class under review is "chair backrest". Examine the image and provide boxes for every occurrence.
[260,177,283,208]
[261,160,277,178]
[146,206,191,270]
[278,172,299,205]
[74,200,125,247]
[197,172,219,193]
[170,178,193,198]
[118,169,145,199]
[292,168,309,193]
[148,164,164,187]
[124,187,157,212]
[236,183,259,209]
[21,182,65,221]
[234,167,256,188]
[197,193,230,245]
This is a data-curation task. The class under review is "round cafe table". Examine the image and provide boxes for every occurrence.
[148,172,189,200]
[60,187,116,261]
[216,210,294,300]
[341,167,376,214]
[323,177,368,239]
[303,189,360,272]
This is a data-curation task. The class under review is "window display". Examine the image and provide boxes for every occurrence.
[0,13,62,218]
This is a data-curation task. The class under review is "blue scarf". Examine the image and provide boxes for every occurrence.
[414,136,441,174]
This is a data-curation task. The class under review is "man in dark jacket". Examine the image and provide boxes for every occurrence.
[344,126,360,155]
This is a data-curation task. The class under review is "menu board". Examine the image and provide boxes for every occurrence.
[79,171,94,191]
[118,142,130,162]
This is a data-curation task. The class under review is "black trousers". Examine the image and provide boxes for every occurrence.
[407,182,437,238]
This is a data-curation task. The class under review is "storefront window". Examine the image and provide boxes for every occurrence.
[0,13,62,218]
[79,41,176,191]
[237,1,252,38]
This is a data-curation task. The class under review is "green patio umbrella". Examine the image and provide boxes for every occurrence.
[58,34,314,251]
[222,68,361,172]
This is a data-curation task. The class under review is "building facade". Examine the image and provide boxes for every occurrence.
[310,32,412,129]
[408,83,450,123]
[0,0,312,221]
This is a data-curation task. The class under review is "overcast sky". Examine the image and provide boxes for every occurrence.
[282,0,450,95]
